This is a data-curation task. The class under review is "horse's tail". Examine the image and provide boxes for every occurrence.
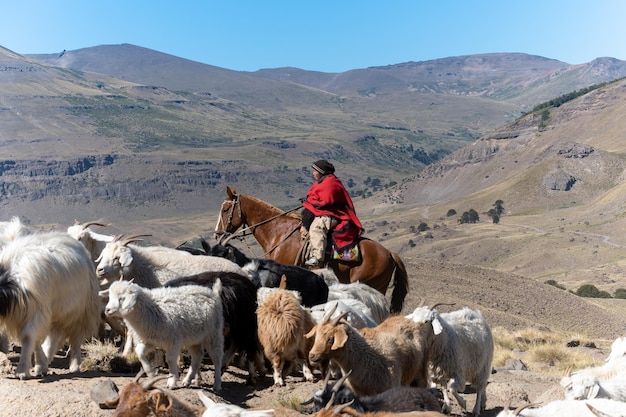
[389,252,409,314]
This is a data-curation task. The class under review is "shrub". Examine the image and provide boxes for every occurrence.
[446,209,457,217]
[576,284,611,298]
[545,279,567,290]
[615,288,626,299]
[417,222,429,232]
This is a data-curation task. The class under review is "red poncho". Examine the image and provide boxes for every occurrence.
[302,174,363,250]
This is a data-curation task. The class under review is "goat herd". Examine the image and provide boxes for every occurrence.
[1,218,626,416]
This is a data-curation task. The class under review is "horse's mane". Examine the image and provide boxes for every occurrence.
[241,194,302,220]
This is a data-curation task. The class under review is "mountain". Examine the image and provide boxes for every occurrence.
[360,76,626,298]
[2,43,626,242]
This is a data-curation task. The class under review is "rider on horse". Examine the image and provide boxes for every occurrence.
[301,159,364,267]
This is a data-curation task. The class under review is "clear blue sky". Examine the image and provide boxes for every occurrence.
[2,1,625,72]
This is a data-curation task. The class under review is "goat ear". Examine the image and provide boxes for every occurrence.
[151,390,173,412]
[588,382,600,399]
[118,247,133,268]
[331,328,348,350]
[432,317,443,335]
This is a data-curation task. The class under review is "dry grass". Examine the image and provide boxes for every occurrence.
[492,326,606,375]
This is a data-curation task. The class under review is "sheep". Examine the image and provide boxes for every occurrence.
[560,372,626,401]
[310,299,378,329]
[326,282,390,324]
[66,219,115,263]
[209,241,329,307]
[605,335,626,363]
[306,305,429,397]
[0,231,101,379]
[104,279,224,390]
[165,271,267,384]
[256,286,319,386]
[405,304,494,416]
[303,369,442,414]
[496,399,626,417]
[104,372,206,417]
[95,234,246,288]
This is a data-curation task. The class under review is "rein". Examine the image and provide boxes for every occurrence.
[218,195,303,248]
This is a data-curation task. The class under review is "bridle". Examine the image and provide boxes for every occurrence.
[215,194,303,255]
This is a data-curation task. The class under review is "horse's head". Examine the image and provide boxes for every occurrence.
[214,186,245,241]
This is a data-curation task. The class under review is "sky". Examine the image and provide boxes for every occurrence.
[2,1,625,73]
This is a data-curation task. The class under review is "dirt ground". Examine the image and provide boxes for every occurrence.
[0,257,620,417]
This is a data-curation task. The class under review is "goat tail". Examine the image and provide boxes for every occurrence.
[0,270,23,318]
[389,252,409,314]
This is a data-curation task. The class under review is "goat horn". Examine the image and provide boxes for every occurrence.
[80,219,111,228]
[417,297,426,307]
[513,402,541,416]
[430,302,456,310]
[331,311,350,327]
[120,234,152,246]
[586,403,613,417]
[563,366,572,377]
[300,397,315,406]
[323,302,339,323]
[133,369,146,383]
[142,375,169,390]
[333,399,354,414]
[332,369,352,394]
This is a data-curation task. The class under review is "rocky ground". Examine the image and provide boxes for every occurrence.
[0,257,621,417]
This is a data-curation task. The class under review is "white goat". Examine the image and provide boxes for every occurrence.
[0,216,32,247]
[606,335,626,363]
[66,219,114,263]
[0,231,101,379]
[497,398,626,417]
[310,299,378,329]
[327,282,389,324]
[198,391,274,417]
[105,279,224,390]
[561,372,626,401]
[96,234,245,288]
[560,357,626,401]
[406,304,494,416]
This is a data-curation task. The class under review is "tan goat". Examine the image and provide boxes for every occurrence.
[257,283,319,386]
[306,306,429,397]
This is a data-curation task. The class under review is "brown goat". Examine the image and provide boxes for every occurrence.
[105,372,205,417]
[314,401,448,417]
[257,286,318,386]
[306,306,429,397]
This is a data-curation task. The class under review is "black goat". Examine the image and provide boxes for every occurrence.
[303,370,441,413]
[208,242,329,307]
[164,271,266,384]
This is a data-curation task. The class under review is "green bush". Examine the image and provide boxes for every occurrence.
[614,288,626,299]
[417,222,429,232]
[576,284,611,298]
[545,279,566,290]
[446,209,457,217]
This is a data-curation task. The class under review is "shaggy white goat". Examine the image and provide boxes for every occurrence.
[96,235,245,288]
[326,282,390,324]
[310,299,378,329]
[605,335,626,363]
[105,279,224,390]
[0,231,101,379]
[496,398,626,417]
[66,219,114,263]
[406,304,494,416]
[561,372,626,401]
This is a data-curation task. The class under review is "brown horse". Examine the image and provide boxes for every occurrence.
[214,186,409,313]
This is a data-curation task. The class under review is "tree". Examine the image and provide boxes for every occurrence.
[493,200,505,216]
[459,209,479,224]
[486,208,500,224]
[576,284,611,298]
[417,222,429,232]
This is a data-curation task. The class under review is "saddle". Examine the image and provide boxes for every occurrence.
[298,231,361,266]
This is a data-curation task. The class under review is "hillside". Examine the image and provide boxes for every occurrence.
[2,44,626,229]
[359,77,626,302]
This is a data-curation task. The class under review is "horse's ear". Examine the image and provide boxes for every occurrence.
[226,186,237,198]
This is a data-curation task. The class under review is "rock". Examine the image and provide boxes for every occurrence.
[90,379,119,409]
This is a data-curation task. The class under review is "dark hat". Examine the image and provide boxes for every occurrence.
[312,159,335,175]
